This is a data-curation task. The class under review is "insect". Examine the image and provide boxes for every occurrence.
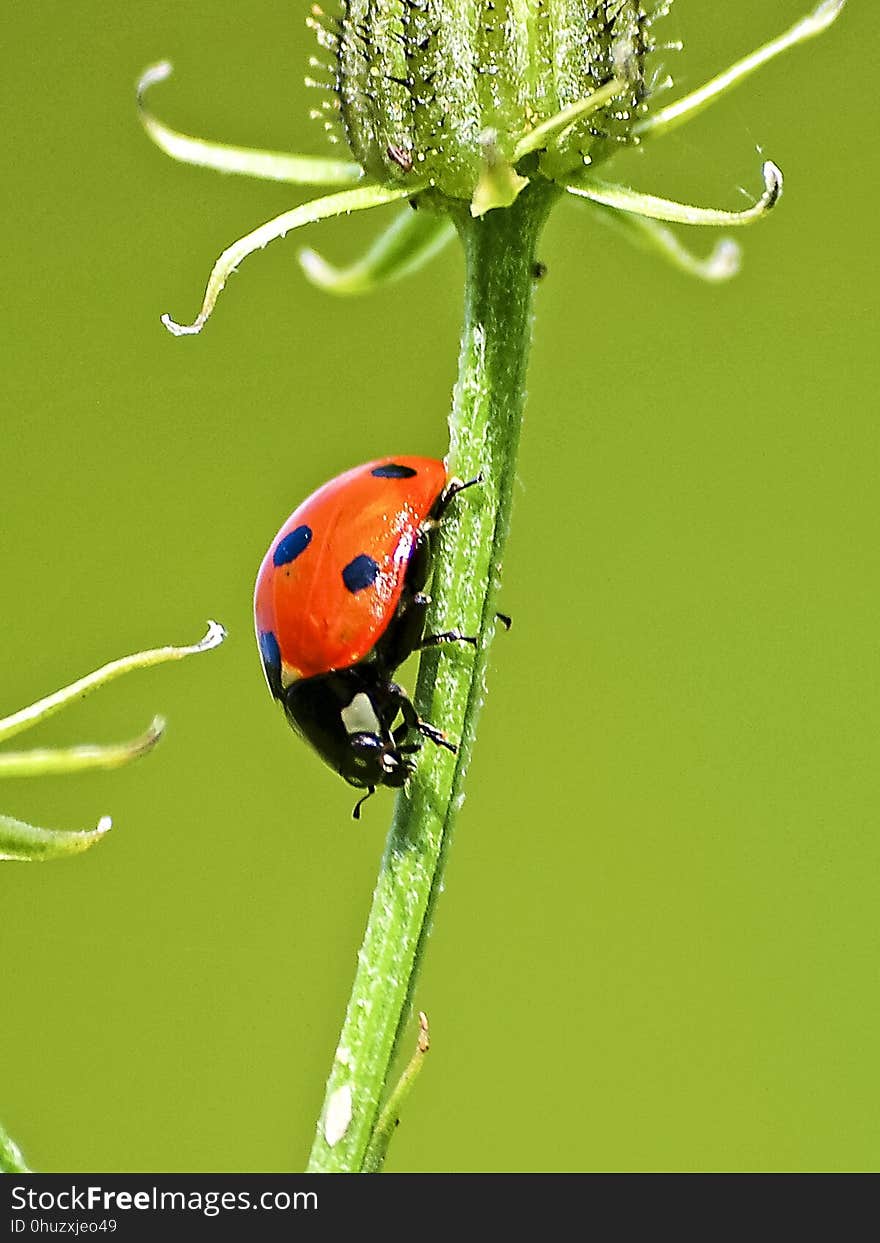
[254,457,479,816]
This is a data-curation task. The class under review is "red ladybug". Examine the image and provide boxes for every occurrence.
[254,457,477,814]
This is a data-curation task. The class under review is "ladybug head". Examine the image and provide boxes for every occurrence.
[281,668,419,790]
[344,731,418,789]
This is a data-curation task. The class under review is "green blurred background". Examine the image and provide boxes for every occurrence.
[2,1,876,1172]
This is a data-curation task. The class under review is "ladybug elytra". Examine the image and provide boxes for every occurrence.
[254,457,478,815]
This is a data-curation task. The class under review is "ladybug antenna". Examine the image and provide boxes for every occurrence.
[352,787,376,821]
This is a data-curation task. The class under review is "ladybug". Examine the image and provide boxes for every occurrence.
[254,457,478,815]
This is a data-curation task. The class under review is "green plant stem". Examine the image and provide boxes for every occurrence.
[306,182,558,1173]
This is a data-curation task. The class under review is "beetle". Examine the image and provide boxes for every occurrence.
[254,457,479,815]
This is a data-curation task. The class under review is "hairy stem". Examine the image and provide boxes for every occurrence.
[306,183,557,1173]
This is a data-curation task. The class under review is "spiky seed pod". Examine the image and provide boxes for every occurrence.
[325,0,656,200]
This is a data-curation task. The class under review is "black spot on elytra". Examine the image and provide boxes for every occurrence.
[273,524,312,567]
[371,463,417,479]
[342,554,380,593]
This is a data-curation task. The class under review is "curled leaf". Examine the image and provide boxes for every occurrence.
[1,812,112,862]
[299,206,455,296]
[0,623,224,858]
[636,0,848,141]
[584,202,742,282]
[0,717,165,779]
[567,160,783,228]
[138,61,363,187]
[0,621,225,746]
[161,186,419,335]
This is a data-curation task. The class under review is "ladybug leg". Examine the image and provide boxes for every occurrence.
[435,472,484,519]
[418,629,478,650]
[387,683,458,754]
[405,531,433,595]
[419,613,510,647]
[370,528,434,672]
[391,724,422,754]
[416,719,458,753]
[378,592,430,671]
